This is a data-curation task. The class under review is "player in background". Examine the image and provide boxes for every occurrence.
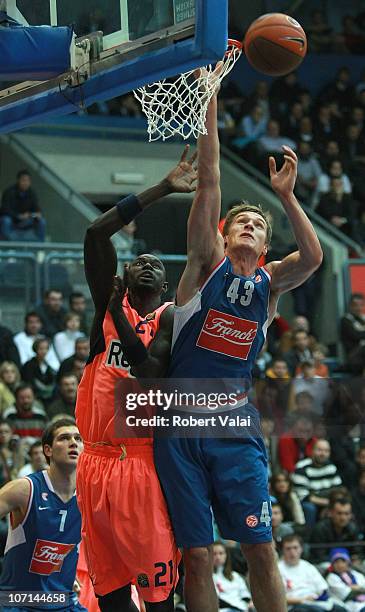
[75,149,197,612]
[0,418,85,612]
[109,85,323,611]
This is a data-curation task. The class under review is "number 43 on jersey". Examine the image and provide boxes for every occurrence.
[227,279,254,307]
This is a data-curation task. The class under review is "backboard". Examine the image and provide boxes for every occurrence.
[0,0,228,134]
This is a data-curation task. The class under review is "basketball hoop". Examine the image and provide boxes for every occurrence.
[133,39,242,142]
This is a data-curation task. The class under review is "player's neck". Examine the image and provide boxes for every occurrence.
[128,290,161,317]
[226,249,258,277]
[48,464,76,503]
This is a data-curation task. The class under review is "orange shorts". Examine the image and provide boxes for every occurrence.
[76,443,181,602]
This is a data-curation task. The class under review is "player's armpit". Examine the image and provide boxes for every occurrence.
[0,478,31,522]
[266,251,320,295]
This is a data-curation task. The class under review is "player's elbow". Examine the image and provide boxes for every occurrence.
[311,245,323,270]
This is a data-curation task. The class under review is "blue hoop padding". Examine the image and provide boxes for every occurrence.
[0,17,73,80]
[0,0,228,135]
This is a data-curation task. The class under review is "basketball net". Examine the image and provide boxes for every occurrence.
[133,39,242,142]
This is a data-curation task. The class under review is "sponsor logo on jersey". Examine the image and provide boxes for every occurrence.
[255,275,262,283]
[137,573,150,588]
[29,539,75,575]
[196,309,258,359]
[105,339,131,370]
[246,515,258,528]
[41,492,48,501]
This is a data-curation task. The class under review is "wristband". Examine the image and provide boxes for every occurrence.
[116,194,142,225]
[123,340,148,366]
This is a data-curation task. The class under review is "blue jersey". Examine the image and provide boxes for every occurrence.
[169,257,271,391]
[0,470,81,609]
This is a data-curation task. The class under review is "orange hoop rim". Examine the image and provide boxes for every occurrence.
[227,38,243,50]
[225,38,243,59]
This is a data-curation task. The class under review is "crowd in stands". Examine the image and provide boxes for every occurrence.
[216,65,365,252]
[0,280,364,609]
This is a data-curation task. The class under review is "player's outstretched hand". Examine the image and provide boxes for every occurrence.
[108,269,127,314]
[269,145,298,200]
[165,145,197,194]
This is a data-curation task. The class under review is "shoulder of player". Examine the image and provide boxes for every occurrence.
[158,304,174,331]
[0,477,31,514]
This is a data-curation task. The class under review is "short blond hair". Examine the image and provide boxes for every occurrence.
[222,202,273,245]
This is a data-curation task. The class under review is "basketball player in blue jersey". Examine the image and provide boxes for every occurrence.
[109,84,323,610]
[0,418,85,612]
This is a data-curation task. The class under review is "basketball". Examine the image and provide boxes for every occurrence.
[244,13,307,77]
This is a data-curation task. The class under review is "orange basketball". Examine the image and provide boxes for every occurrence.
[244,13,307,77]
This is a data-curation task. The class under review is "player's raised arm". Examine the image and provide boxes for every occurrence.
[84,146,197,314]
[266,146,323,295]
[0,478,30,520]
[177,88,225,305]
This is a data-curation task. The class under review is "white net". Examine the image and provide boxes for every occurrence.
[133,40,242,142]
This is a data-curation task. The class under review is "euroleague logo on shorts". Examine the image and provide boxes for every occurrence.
[246,515,258,528]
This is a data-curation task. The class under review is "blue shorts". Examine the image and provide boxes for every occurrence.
[154,406,272,547]
[2,603,86,612]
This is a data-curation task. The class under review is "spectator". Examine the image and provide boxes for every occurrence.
[283,330,313,376]
[244,80,270,122]
[283,102,304,141]
[272,502,294,547]
[307,10,335,53]
[0,419,18,484]
[69,292,89,335]
[326,548,365,611]
[217,99,236,145]
[291,316,311,335]
[340,293,365,374]
[291,361,329,415]
[315,158,352,204]
[57,336,90,381]
[297,116,314,146]
[269,72,303,119]
[311,344,330,378]
[70,358,87,382]
[0,361,20,414]
[350,469,365,534]
[47,374,78,419]
[310,498,362,564]
[212,542,252,611]
[320,68,354,115]
[21,338,57,405]
[53,313,83,363]
[313,105,339,148]
[291,439,343,526]
[240,104,267,140]
[278,534,342,612]
[295,141,322,205]
[13,311,59,371]
[341,124,365,171]
[325,384,364,488]
[317,178,358,239]
[17,440,47,477]
[270,472,305,526]
[3,384,47,445]
[278,414,317,473]
[233,105,268,153]
[0,324,21,368]
[0,170,46,241]
[35,289,67,339]
[342,15,365,54]
[321,141,343,169]
[257,119,296,155]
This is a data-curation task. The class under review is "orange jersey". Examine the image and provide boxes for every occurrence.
[75,296,171,445]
